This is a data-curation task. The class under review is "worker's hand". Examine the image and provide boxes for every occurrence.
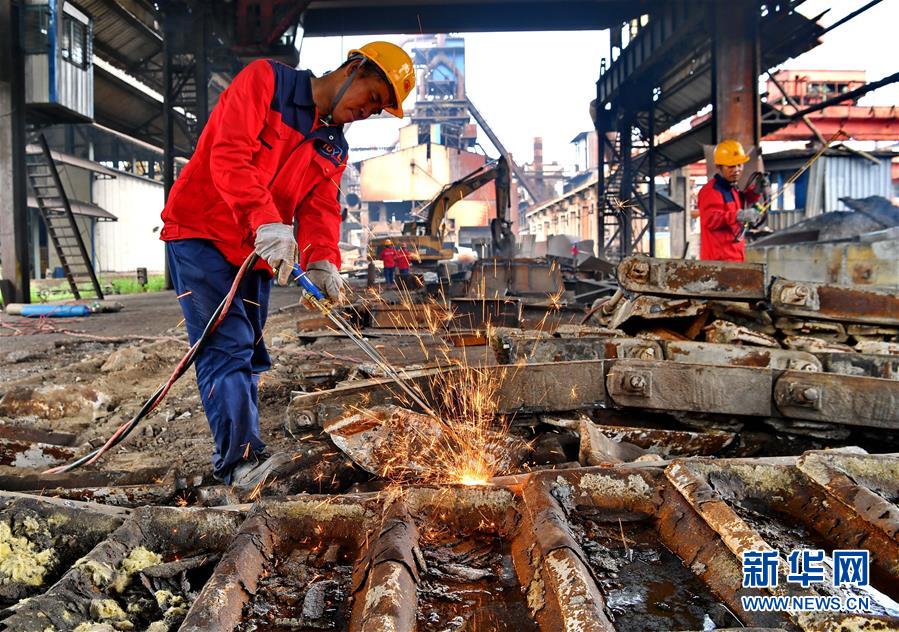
[735,207,761,225]
[305,260,344,303]
[254,223,297,286]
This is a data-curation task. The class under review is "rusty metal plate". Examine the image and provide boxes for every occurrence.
[771,279,899,326]
[288,361,608,427]
[606,359,773,417]
[468,258,563,298]
[817,352,899,380]
[617,256,767,299]
[449,297,521,329]
[494,333,660,364]
[665,341,821,371]
[774,371,899,428]
[703,320,780,347]
[368,304,448,329]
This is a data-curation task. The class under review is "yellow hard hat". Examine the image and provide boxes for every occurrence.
[348,42,415,118]
[384,239,393,245]
[714,139,750,166]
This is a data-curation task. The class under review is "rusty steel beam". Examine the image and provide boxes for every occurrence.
[617,256,767,300]
[607,359,773,417]
[493,332,660,364]
[583,422,735,458]
[349,499,421,632]
[817,352,899,380]
[665,340,821,372]
[0,438,78,468]
[513,477,616,631]
[182,497,367,631]
[771,279,899,326]
[774,371,899,429]
[288,360,609,428]
[670,457,899,606]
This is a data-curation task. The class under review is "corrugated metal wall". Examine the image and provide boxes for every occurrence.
[57,53,93,118]
[93,173,165,273]
[822,156,891,213]
[25,55,50,103]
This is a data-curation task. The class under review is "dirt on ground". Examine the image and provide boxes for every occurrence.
[0,288,360,481]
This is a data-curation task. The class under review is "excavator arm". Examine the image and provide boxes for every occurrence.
[414,157,513,254]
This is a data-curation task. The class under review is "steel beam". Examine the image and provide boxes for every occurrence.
[0,1,30,303]
[712,0,760,145]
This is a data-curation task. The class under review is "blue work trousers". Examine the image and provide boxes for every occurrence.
[166,239,271,481]
[384,266,395,285]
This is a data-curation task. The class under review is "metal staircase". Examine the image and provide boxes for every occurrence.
[25,134,104,300]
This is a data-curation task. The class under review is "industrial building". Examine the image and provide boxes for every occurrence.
[0,1,897,631]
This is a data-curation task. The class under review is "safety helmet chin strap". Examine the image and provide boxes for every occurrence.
[319,56,365,126]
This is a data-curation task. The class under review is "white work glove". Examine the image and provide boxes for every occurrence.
[305,260,344,303]
[736,207,761,225]
[254,223,297,286]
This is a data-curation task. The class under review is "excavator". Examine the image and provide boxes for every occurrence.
[368,157,516,267]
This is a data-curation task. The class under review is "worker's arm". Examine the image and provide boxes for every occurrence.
[208,60,282,231]
[296,171,344,269]
[698,186,738,230]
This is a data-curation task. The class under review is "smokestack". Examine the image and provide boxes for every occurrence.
[533,137,544,195]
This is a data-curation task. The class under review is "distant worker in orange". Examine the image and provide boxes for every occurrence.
[698,139,762,262]
[397,244,412,280]
[381,239,397,286]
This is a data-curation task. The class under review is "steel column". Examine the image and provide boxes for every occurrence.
[193,1,210,136]
[712,0,760,146]
[595,95,606,259]
[648,103,656,258]
[0,1,30,303]
[162,14,175,290]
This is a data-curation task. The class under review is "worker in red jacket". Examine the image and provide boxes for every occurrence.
[381,240,397,286]
[698,139,761,261]
[160,42,415,488]
[397,244,412,279]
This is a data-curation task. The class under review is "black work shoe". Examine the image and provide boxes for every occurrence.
[228,451,294,490]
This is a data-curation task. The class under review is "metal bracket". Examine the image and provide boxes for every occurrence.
[777,282,820,311]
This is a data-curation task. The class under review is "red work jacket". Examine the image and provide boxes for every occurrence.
[698,174,760,262]
[160,60,347,272]
[381,246,396,268]
[397,248,411,270]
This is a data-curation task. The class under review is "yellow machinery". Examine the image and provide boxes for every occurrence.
[369,157,513,266]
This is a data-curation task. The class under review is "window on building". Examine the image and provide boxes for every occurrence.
[23,6,50,54]
[61,16,87,68]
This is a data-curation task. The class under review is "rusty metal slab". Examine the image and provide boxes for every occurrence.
[324,405,526,480]
[513,477,615,631]
[468,258,563,298]
[182,496,369,632]
[493,332,660,364]
[2,506,243,632]
[797,451,898,546]
[606,359,773,417]
[771,279,899,326]
[668,458,899,617]
[0,424,76,446]
[288,360,609,428]
[519,302,587,331]
[450,297,521,329]
[773,370,899,428]
[665,340,821,371]
[775,317,848,342]
[367,303,449,329]
[783,335,855,353]
[855,340,899,356]
[608,295,707,330]
[583,422,735,458]
[617,256,767,300]
[817,352,899,380]
[702,320,781,347]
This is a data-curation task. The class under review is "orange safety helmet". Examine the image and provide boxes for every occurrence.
[348,42,415,118]
[714,139,750,166]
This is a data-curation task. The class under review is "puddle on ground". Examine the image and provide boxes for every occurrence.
[569,508,743,632]
[417,530,537,632]
[237,539,355,631]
